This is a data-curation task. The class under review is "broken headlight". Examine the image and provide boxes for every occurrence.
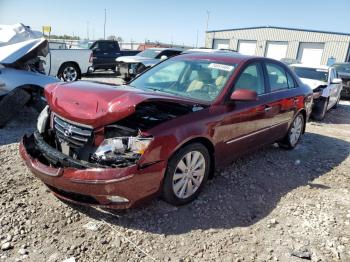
[37,105,49,133]
[92,137,152,165]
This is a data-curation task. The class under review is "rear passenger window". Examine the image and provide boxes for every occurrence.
[266,63,288,91]
[235,63,265,95]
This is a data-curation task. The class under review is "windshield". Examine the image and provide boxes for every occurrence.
[291,67,328,82]
[129,59,236,102]
[333,64,350,74]
[138,49,162,58]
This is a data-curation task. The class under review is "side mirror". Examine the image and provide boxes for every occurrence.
[331,78,342,84]
[230,89,258,101]
[160,55,168,60]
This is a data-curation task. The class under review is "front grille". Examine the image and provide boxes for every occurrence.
[53,115,93,148]
[46,184,99,205]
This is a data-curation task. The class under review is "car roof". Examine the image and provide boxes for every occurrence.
[146,47,183,52]
[175,52,259,64]
[290,64,330,70]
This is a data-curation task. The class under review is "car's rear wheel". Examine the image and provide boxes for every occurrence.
[279,113,304,149]
[312,97,328,121]
[58,63,81,82]
[162,143,210,206]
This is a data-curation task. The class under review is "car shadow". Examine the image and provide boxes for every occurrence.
[0,106,38,146]
[72,131,350,235]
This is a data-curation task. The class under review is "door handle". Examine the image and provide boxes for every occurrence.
[264,105,272,112]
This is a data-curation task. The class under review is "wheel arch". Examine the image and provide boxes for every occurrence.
[175,136,216,179]
[297,108,307,134]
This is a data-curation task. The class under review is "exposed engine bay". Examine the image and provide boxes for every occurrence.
[31,101,203,169]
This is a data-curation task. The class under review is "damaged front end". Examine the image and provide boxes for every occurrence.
[31,100,197,170]
[312,84,327,100]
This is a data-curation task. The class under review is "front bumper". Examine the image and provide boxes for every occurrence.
[19,133,166,209]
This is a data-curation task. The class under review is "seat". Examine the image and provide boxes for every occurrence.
[187,69,213,92]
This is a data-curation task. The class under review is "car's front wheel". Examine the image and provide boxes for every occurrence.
[162,143,210,206]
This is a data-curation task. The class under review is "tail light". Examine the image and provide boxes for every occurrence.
[89,53,93,63]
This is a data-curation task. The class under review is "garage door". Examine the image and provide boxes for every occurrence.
[297,43,324,65]
[238,40,257,55]
[213,39,230,49]
[265,41,288,60]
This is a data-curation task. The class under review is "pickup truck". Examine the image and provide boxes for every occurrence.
[90,40,140,71]
[43,42,93,81]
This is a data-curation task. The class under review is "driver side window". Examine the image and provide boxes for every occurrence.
[235,63,265,95]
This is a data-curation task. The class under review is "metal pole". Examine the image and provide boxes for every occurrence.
[87,21,89,40]
[104,8,106,40]
[206,10,210,31]
[196,29,199,48]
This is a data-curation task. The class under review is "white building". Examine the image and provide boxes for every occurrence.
[205,26,350,65]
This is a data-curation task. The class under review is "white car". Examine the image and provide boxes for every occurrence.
[0,24,60,127]
[290,64,342,120]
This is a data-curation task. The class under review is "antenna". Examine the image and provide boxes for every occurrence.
[104,8,107,40]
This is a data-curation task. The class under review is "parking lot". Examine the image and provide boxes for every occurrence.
[0,73,349,262]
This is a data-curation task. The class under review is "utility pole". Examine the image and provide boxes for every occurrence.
[196,29,199,48]
[206,10,210,32]
[87,21,89,40]
[104,8,106,40]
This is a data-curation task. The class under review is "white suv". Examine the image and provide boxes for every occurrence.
[290,64,342,120]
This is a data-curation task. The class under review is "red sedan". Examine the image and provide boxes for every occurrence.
[20,53,313,209]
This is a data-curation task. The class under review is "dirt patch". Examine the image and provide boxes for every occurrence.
[0,89,349,261]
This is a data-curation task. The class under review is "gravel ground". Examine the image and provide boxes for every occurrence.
[0,75,349,262]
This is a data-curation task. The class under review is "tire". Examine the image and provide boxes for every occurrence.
[0,88,30,127]
[58,63,81,82]
[332,95,340,109]
[279,113,305,149]
[312,97,328,121]
[162,143,210,206]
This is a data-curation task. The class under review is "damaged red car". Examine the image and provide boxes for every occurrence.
[20,53,313,209]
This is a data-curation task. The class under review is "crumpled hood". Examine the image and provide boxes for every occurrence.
[45,81,199,128]
[0,24,48,64]
[300,78,327,90]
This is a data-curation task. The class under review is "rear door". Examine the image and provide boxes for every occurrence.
[262,62,300,139]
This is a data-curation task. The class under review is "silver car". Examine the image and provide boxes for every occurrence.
[115,48,183,80]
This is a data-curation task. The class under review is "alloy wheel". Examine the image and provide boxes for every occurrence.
[62,66,78,81]
[172,151,206,199]
[289,115,303,146]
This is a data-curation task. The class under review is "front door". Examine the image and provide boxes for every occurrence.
[214,62,279,164]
